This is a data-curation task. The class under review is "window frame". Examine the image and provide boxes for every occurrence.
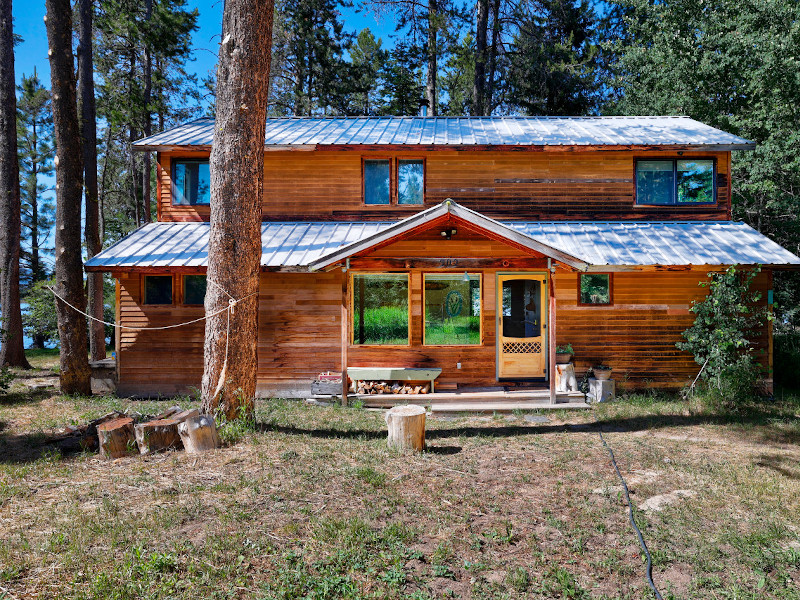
[634,157,717,206]
[349,272,411,347]
[422,272,483,347]
[361,157,426,206]
[577,272,613,307]
[142,274,175,306]
[182,274,207,307]
[361,157,394,206]
[395,157,426,206]
[171,157,211,207]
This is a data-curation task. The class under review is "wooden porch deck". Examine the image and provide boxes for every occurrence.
[341,387,590,413]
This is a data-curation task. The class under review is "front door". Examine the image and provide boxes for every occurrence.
[497,273,548,379]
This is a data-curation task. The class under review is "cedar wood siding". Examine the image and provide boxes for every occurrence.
[157,149,731,222]
[114,260,770,397]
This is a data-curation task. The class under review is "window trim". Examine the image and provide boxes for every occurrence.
[350,272,411,347]
[634,157,717,206]
[577,272,613,307]
[395,157,426,206]
[142,274,175,306]
[422,272,483,347]
[182,274,207,307]
[361,157,426,206]
[171,157,211,207]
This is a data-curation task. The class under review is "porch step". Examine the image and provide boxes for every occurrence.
[430,401,591,414]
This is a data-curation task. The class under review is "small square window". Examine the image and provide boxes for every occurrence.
[184,275,207,305]
[173,159,210,205]
[579,274,611,305]
[364,160,391,205]
[144,275,173,305]
[398,160,424,204]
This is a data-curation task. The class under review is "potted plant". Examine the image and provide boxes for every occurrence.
[555,343,574,364]
[592,364,613,381]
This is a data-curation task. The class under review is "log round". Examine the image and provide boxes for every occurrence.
[97,416,136,459]
[385,405,426,451]
[177,414,221,453]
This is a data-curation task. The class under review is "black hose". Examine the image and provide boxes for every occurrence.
[598,428,664,600]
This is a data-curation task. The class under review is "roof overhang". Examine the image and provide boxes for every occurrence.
[308,201,590,271]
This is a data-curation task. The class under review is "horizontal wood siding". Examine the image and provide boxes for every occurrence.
[158,149,731,222]
[114,266,771,397]
[554,270,770,389]
[116,272,205,396]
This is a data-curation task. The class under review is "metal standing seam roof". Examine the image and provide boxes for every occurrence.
[133,116,756,150]
[85,219,800,271]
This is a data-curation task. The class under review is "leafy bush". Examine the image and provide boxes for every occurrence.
[677,265,770,403]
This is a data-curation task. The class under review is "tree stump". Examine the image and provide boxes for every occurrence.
[555,363,577,393]
[134,409,198,455]
[385,405,426,451]
[178,414,221,453]
[97,416,136,459]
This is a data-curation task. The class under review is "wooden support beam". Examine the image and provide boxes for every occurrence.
[549,270,557,405]
[347,257,551,270]
[341,273,349,406]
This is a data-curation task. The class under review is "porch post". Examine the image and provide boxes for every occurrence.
[341,273,349,406]
[549,270,556,404]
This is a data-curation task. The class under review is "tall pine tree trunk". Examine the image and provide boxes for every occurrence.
[473,0,489,115]
[0,0,30,368]
[426,0,438,115]
[78,0,105,362]
[45,0,91,394]
[201,0,273,419]
[486,0,500,113]
[142,0,152,223]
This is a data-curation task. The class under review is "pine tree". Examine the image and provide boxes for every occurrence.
[378,43,425,116]
[506,0,599,115]
[16,71,55,287]
[348,29,387,115]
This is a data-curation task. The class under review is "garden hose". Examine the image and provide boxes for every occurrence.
[598,428,664,600]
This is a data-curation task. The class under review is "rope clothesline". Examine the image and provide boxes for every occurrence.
[47,279,258,405]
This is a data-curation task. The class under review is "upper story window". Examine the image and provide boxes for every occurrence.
[173,158,210,206]
[636,159,715,205]
[363,158,424,205]
[183,275,207,305]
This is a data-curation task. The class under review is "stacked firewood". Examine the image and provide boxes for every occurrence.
[350,380,430,395]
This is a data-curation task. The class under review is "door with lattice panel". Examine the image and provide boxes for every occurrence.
[497,273,548,379]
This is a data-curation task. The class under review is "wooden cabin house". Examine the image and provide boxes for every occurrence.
[86,116,800,400]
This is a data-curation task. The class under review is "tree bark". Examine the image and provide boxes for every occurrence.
[46,0,91,394]
[426,0,438,115]
[78,0,105,362]
[200,0,274,419]
[486,0,501,113]
[473,0,489,116]
[0,0,30,368]
[142,0,153,223]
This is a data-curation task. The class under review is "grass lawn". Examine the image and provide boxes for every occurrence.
[1,352,799,599]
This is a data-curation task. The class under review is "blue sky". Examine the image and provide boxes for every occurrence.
[13,0,399,91]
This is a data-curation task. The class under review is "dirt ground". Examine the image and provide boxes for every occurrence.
[1,356,799,599]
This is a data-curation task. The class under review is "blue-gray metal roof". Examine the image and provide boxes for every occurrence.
[133,116,755,150]
[86,219,800,270]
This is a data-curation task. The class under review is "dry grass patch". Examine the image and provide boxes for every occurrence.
[0,366,799,599]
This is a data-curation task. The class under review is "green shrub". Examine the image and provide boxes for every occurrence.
[677,265,770,403]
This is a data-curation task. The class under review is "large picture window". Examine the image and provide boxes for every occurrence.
[579,273,612,305]
[636,159,714,205]
[144,275,173,305]
[352,274,409,345]
[424,274,481,345]
[172,159,210,206]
